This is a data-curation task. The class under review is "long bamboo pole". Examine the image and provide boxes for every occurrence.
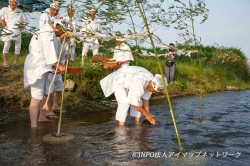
[187,0,203,121]
[136,1,183,151]
[56,0,73,136]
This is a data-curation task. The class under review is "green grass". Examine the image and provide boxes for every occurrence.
[1,35,250,108]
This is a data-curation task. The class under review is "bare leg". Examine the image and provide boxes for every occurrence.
[135,117,140,122]
[38,95,50,122]
[3,53,8,66]
[44,94,59,119]
[81,56,85,66]
[14,54,19,65]
[51,91,64,111]
[119,121,125,126]
[51,91,66,112]
[29,98,41,127]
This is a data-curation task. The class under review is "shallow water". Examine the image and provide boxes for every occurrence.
[0,90,250,166]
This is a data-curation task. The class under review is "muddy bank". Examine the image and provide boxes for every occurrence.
[0,65,241,125]
[0,86,188,125]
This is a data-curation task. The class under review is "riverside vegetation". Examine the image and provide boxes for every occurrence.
[0,33,250,112]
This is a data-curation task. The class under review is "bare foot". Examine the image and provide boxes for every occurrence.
[119,121,125,126]
[51,106,67,113]
[46,111,59,119]
[38,117,50,122]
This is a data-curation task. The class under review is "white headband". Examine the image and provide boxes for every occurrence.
[50,1,60,10]
[8,0,19,7]
[54,19,67,30]
[116,38,126,42]
[168,51,176,55]
[151,74,167,91]
[90,7,95,12]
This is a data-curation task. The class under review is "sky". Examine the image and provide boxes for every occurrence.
[156,0,250,59]
[26,0,250,59]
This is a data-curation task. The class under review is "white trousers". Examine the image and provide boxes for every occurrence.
[114,87,141,122]
[54,74,64,91]
[44,73,64,95]
[3,40,21,54]
[30,73,49,100]
[81,39,99,56]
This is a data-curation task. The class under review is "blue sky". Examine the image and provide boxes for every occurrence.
[27,0,250,59]
[155,0,250,59]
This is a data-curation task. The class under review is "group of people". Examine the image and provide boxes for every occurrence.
[1,0,174,128]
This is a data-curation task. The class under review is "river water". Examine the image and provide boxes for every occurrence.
[0,90,250,166]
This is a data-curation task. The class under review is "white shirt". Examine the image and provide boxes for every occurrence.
[0,6,28,41]
[39,8,61,28]
[80,17,100,44]
[24,24,59,89]
[64,15,77,33]
[113,43,134,68]
[39,9,68,62]
[100,66,153,106]
[80,17,100,34]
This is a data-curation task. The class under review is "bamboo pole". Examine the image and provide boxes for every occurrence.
[187,0,203,121]
[136,1,183,151]
[56,0,73,136]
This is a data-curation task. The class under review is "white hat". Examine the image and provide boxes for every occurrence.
[168,51,176,55]
[54,19,67,30]
[90,6,95,12]
[116,38,126,42]
[50,1,60,10]
[9,0,19,5]
[151,74,167,91]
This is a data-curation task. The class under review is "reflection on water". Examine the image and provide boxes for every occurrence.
[0,90,250,165]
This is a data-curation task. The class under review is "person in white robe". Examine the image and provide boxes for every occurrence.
[24,20,67,128]
[39,1,61,28]
[100,66,166,125]
[80,6,101,66]
[108,38,134,69]
[39,1,67,116]
[0,0,28,67]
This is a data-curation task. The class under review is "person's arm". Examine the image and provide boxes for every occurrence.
[142,99,150,112]
[108,58,115,61]
[171,54,175,60]
[54,62,66,74]
[18,11,29,31]
[19,23,27,31]
[134,104,156,125]
[164,52,168,58]
[0,18,7,28]
[117,60,130,67]
[0,8,7,28]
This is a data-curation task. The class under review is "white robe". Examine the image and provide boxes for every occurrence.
[80,17,100,49]
[100,66,153,106]
[39,8,61,28]
[0,6,28,42]
[113,43,134,68]
[24,24,59,89]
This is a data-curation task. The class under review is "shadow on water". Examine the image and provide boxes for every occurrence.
[1,90,250,165]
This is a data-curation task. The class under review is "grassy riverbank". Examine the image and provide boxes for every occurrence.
[0,38,250,111]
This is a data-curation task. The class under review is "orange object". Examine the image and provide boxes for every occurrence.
[92,54,109,63]
[67,68,83,74]
[103,62,118,70]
